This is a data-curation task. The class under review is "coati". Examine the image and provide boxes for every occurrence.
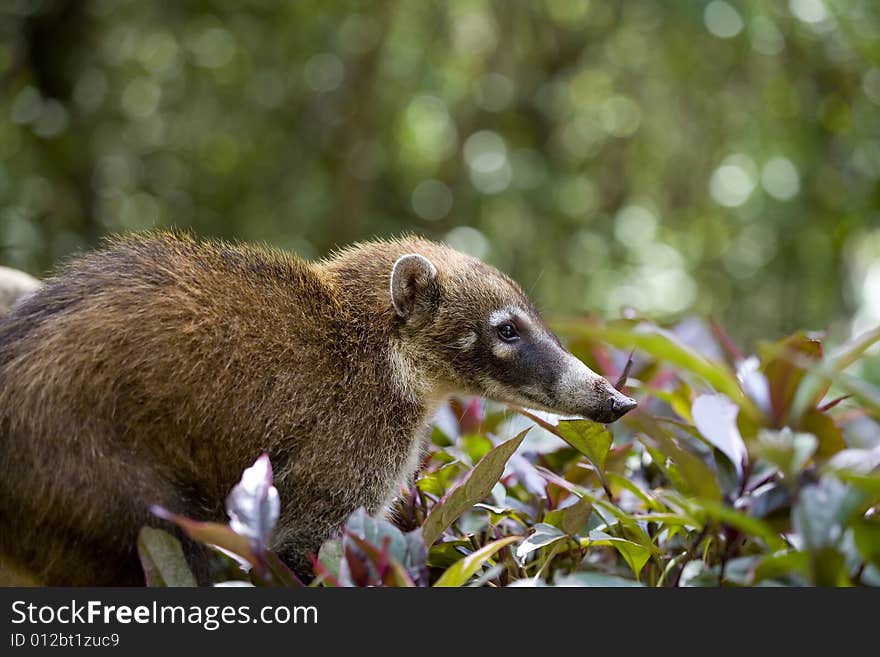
[0,232,636,585]
[0,266,41,315]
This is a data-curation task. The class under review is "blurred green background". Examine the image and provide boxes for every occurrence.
[2,0,880,344]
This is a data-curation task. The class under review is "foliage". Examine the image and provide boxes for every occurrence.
[142,315,880,587]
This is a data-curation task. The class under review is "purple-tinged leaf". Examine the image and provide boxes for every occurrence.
[150,505,259,571]
[454,397,485,434]
[338,531,416,587]
[736,356,771,416]
[506,453,547,496]
[709,317,744,363]
[614,350,635,391]
[692,394,748,475]
[340,507,428,586]
[799,409,846,459]
[255,551,305,588]
[818,394,852,412]
[761,333,824,424]
[226,453,280,553]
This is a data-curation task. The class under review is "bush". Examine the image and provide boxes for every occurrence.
[141,316,880,587]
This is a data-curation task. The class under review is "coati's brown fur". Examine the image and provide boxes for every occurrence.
[0,232,634,585]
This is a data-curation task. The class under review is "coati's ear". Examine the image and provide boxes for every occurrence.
[390,254,439,321]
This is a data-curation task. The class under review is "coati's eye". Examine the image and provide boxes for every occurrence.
[496,322,519,342]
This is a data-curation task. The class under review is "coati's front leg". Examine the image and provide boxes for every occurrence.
[269,488,361,583]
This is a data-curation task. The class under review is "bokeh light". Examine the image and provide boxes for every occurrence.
[0,0,878,349]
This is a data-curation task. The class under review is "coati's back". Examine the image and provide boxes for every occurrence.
[0,234,351,585]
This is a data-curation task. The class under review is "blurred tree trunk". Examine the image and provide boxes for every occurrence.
[23,0,100,251]
[324,1,394,249]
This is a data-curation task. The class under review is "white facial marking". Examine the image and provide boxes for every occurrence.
[488,308,515,326]
[491,342,516,358]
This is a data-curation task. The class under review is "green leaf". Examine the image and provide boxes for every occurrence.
[643,444,691,495]
[583,530,651,579]
[317,540,343,580]
[827,447,880,475]
[516,410,615,496]
[544,496,593,536]
[606,472,659,509]
[679,560,718,587]
[426,541,471,569]
[260,551,304,588]
[835,471,880,498]
[755,428,818,479]
[461,433,493,463]
[828,325,880,373]
[632,415,722,501]
[515,523,567,562]
[555,419,614,474]
[416,461,463,497]
[852,518,880,566]
[833,373,880,416]
[799,409,846,460]
[811,547,851,586]
[137,527,198,587]
[698,499,787,551]
[553,572,643,587]
[422,429,528,545]
[792,477,861,551]
[433,536,520,587]
[792,326,880,419]
[753,550,811,585]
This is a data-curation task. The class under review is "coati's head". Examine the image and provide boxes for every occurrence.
[388,245,636,424]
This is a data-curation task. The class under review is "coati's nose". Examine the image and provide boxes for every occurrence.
[605,395,638,422]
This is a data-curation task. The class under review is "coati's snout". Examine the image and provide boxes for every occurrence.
[389,251,638,424]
